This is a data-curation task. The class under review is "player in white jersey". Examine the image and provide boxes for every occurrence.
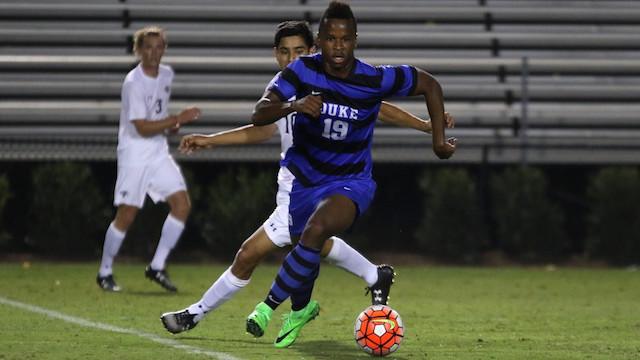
[96,26,201,292]
[160,21,453,334]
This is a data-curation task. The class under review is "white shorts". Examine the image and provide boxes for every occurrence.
[262,167,294,247]
[114,156,187,208]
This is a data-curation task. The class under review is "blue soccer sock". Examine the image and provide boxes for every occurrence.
[290,266,319,311]
[264,243,321,310]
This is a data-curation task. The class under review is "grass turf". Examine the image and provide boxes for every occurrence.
[0,262,638,359]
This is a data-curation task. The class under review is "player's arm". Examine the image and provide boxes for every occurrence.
[179,123,277,154]
[132,107,201,137]
[378,102,455,133]
[411,69,456,159]
[252,91,321,126]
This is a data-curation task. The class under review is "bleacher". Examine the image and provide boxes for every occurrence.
[1,0,639,164]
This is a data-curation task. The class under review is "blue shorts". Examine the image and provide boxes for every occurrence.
[288,178,377,237]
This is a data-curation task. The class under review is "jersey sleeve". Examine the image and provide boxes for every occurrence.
[379,65,418,99]
[267,60,304,101]
[123,81,147,122]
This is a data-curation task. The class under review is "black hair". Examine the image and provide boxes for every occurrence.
[318,1,357,34]
[273,21,314,48]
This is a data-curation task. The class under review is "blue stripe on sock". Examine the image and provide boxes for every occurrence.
[282,261,306,282]
[271,281,289,300]
[278,268,303,289]
[264,244,322,310]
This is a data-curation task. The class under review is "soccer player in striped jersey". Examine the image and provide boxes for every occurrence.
[248,1,456,348]
[160,20,453,336]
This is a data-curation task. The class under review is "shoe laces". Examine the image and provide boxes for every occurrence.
[280,313,293,327]
[176,310,194,324]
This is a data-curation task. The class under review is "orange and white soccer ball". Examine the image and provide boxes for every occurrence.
[354,305,404,356]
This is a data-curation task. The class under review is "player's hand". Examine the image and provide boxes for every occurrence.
[292,93,322,118]
[425,112,455,133]
[168,123,180,135]
[444,112,455,129]
[179,134,210,154]
[176,107,201,125]
[433,137,457,159]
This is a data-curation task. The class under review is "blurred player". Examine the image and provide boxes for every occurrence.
[160,21,453,335]
[96,26,201,292]
[247,1,456,348]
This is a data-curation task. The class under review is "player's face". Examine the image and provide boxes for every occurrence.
[274,35,312,70]
[317,18,357,76]
[138,35,165,70]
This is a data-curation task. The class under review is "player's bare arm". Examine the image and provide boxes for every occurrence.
[411,69,456,159]
[378,102,455,133]
[252,91,322,126]
[180,123,277,154]
[133,106,201,137]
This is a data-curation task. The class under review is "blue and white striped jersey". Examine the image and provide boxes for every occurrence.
[269,53,417,186]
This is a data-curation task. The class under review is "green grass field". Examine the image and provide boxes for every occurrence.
[0,262,638,360]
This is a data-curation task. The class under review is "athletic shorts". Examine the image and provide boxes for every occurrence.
[113,155,187,208]
[287,177,377,237]
[262,167,294,247]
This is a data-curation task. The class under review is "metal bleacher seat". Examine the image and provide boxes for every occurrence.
[1,0,639,164]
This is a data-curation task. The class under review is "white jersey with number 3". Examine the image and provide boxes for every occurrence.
[117,63,174,166]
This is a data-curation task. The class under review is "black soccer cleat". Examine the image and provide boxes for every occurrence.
[161,309,199,334]
[96,274,121,292]
[365,264,395,305]
[145,266,178,292]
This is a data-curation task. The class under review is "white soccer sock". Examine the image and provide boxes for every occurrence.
[150,214,184,271]
[98,222,126,277]
[187,268,250,317]
[325,236,379,286]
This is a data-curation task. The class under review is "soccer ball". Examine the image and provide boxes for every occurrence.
[354,305,404,356]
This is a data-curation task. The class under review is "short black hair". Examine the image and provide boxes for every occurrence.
[274,21,314,48]
[318,1,357,34]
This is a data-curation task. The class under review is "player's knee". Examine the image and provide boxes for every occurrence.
[233,247,259,278]
[181,201,192,217]
[301,221,329,249]
[114,208,137,231]
[170,198,191,219]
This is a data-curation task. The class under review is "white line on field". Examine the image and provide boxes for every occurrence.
[0,295,242,360]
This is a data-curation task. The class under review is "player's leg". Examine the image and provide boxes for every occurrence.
[198,227,276,309]
[144,190,188,292]
[97,205,138,291]
[163,201,291,334]
[321,237,376,285]
[244,199,298,337]
[162,227,279,334]
[150,189,190,270]
[265,194,356,308]
[145,157,189,291]
[322,237,395,305]
[97,164,147,292]
[271,194,357,348]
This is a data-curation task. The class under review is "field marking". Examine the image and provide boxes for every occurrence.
[0,295,242,360]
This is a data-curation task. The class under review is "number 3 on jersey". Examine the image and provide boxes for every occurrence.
[322,118,349,140]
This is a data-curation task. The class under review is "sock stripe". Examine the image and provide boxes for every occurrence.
[273,277,296,300]
[291,248,318,269]
[278,268,304,289]
[274,276,296,294]
[282,261,306,282]
[269,287,287,303]
[263,244,322,311]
